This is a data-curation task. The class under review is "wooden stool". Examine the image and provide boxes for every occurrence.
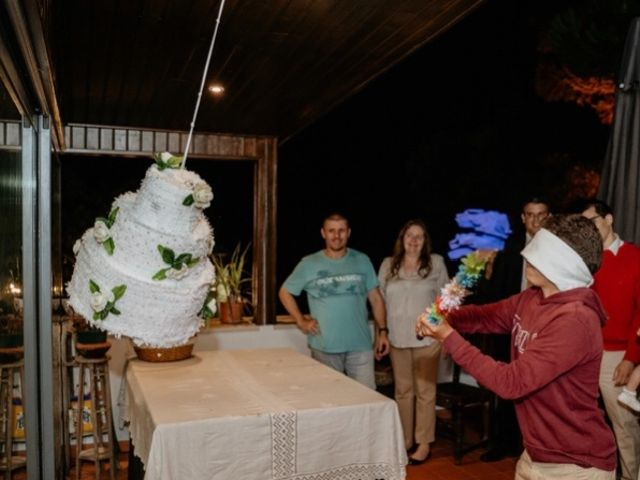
[0,348,26,479]
[73,343,116,480]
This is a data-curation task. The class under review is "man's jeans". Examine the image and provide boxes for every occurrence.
[310,348,376,390]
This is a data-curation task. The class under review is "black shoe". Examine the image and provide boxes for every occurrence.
[408,451,432,466]
[406,444,417,455]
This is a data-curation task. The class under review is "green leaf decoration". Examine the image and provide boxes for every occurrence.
[153,152,183,170]
[201,305,214,319]
[89,281,126,320]
[152,268,168,281]
[167,156,183,168]
[89,280,101,293]
[111,284,127,301]
[107,207,120,228]
[158,245,175,264]
[186,257,200,267]
[103,237,115,256]
[155,158,167,171]
[175,253,192,265]
[198,291,217,319]
[182,194,195,206]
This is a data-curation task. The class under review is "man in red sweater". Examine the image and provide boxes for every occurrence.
[582,199,640,480]
[417,215,617,479]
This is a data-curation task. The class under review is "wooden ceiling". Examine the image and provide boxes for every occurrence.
[52,0,485,142]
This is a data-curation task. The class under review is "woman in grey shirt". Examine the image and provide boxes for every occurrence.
[378,219,449,465]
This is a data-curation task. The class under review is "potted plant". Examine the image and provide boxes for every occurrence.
[74,318,108,344]
[209,243,251,324]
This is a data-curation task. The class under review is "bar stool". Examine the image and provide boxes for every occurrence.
[0,347,26,479]
[73,342,116,480]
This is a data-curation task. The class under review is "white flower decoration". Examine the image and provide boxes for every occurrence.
[73,239,82,255]
[93,220,110,243]
[90,291,110,312]
[160,152,173,162]
[166,264,190,280]
[192,182,213,209]
[206,297,218,316]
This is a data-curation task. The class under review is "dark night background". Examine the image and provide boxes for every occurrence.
[61,0,639,313]
[277,0,624,284]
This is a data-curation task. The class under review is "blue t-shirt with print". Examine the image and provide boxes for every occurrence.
[282,248,379,353]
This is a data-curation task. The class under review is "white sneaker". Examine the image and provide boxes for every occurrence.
[618,388,640,412]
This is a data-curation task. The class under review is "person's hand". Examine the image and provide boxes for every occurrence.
[297,316,320,335]
[416,311,454,342]
[477,249,497,279]
[613,359,634,386]
[374,333,390,361]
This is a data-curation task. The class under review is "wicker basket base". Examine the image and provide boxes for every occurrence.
[134,343,194,362]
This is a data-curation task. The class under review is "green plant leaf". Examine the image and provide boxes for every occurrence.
[110,307,121,315]
[103,237,115,255]
[99,309,109,320]
[152,268,168,281]
[112,284,127,300]
[210,242,252,301]
[182,194,194,206]
[93,311,101,320]
[89,280,100,293]
[158,245,175,264]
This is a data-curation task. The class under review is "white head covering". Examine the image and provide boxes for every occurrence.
[521,228,593,291]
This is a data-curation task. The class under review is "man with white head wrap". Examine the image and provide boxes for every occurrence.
[417,214,616,479]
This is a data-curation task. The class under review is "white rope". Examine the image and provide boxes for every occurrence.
[182,0,227,169]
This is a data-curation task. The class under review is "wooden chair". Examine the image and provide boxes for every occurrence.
[436,334,495,465]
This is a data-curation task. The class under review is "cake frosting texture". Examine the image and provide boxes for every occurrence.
[67,161,215,347]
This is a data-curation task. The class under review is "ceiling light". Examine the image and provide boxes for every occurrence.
[208,84,225,96]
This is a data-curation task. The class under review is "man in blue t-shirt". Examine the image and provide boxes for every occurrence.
[279,213,390,389]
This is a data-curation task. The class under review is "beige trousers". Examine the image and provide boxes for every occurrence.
[600,350,640,480]
[390,343,440,449]
[515,450,615,480]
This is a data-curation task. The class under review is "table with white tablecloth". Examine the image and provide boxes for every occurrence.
[122,348,407,480]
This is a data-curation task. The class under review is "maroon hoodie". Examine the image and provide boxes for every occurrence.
[444,287,617,471]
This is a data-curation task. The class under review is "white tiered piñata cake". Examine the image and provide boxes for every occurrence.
[67,153,216,348]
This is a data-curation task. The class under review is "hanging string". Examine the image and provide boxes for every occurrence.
[182,0,227,169]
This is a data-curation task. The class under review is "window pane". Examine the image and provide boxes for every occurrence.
[0,75,27,469]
